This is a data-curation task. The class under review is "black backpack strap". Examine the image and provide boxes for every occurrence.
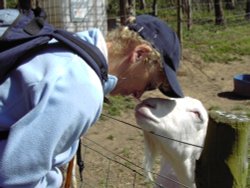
[23,17,45,36]
[52,29,108,84]
[0,7,108,85]
[18,0,31,11]
[0,130,9,140]
[0,36,51,81]
[77,138,85,182]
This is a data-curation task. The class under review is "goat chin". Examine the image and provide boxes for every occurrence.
[135,97,208,188]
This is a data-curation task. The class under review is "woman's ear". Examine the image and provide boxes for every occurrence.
[131,44,152,63]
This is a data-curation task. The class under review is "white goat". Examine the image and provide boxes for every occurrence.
[135,97,208,188]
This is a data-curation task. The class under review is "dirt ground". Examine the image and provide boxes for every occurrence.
[78,50,250,188]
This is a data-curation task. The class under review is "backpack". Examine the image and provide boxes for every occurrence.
[0,8,108,141]
[0,8,108,84]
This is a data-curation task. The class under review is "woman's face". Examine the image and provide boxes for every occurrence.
[110,58,165,99]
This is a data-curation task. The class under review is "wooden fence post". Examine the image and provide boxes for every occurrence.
[177,0,183,45]
[195,111,250,188]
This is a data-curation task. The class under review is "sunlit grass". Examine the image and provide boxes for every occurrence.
[182,17,250,63]
[103,95,136,116]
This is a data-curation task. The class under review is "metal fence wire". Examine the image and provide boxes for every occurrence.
[33,1,249,187]
[37,0,248,38]
[73,60,250,188]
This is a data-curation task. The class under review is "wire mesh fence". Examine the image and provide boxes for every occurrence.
[76,114,152,188]
[39,0,108,35]
[73,113,205,188]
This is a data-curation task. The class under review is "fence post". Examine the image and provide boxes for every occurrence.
[177,0,183,45]
[195,111,250,188]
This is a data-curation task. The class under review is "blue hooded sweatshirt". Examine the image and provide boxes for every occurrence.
[0,28,117,187]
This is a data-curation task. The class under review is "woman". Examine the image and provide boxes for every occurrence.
[108,14,183,99]
[0,13,183,187]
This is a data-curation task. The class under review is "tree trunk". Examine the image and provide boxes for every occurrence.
[206,0,213,12]
[139,0,146,10]
[152,0,158,16]
[0,0,4,9]
[177,0,183,45]
[187,0,192,30]
[181,0,192,30]
[225,0,235,10]
[120,0,127,25]
[246,0,250,20]
[214,0,225,25]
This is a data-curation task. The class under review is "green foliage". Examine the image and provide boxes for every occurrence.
[107,0,119,17]
[6,0,17,8]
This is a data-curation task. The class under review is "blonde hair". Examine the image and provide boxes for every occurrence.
[106,25,163,70]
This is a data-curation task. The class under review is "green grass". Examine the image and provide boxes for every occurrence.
[103,95,136,116]
[182,21,250,63]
